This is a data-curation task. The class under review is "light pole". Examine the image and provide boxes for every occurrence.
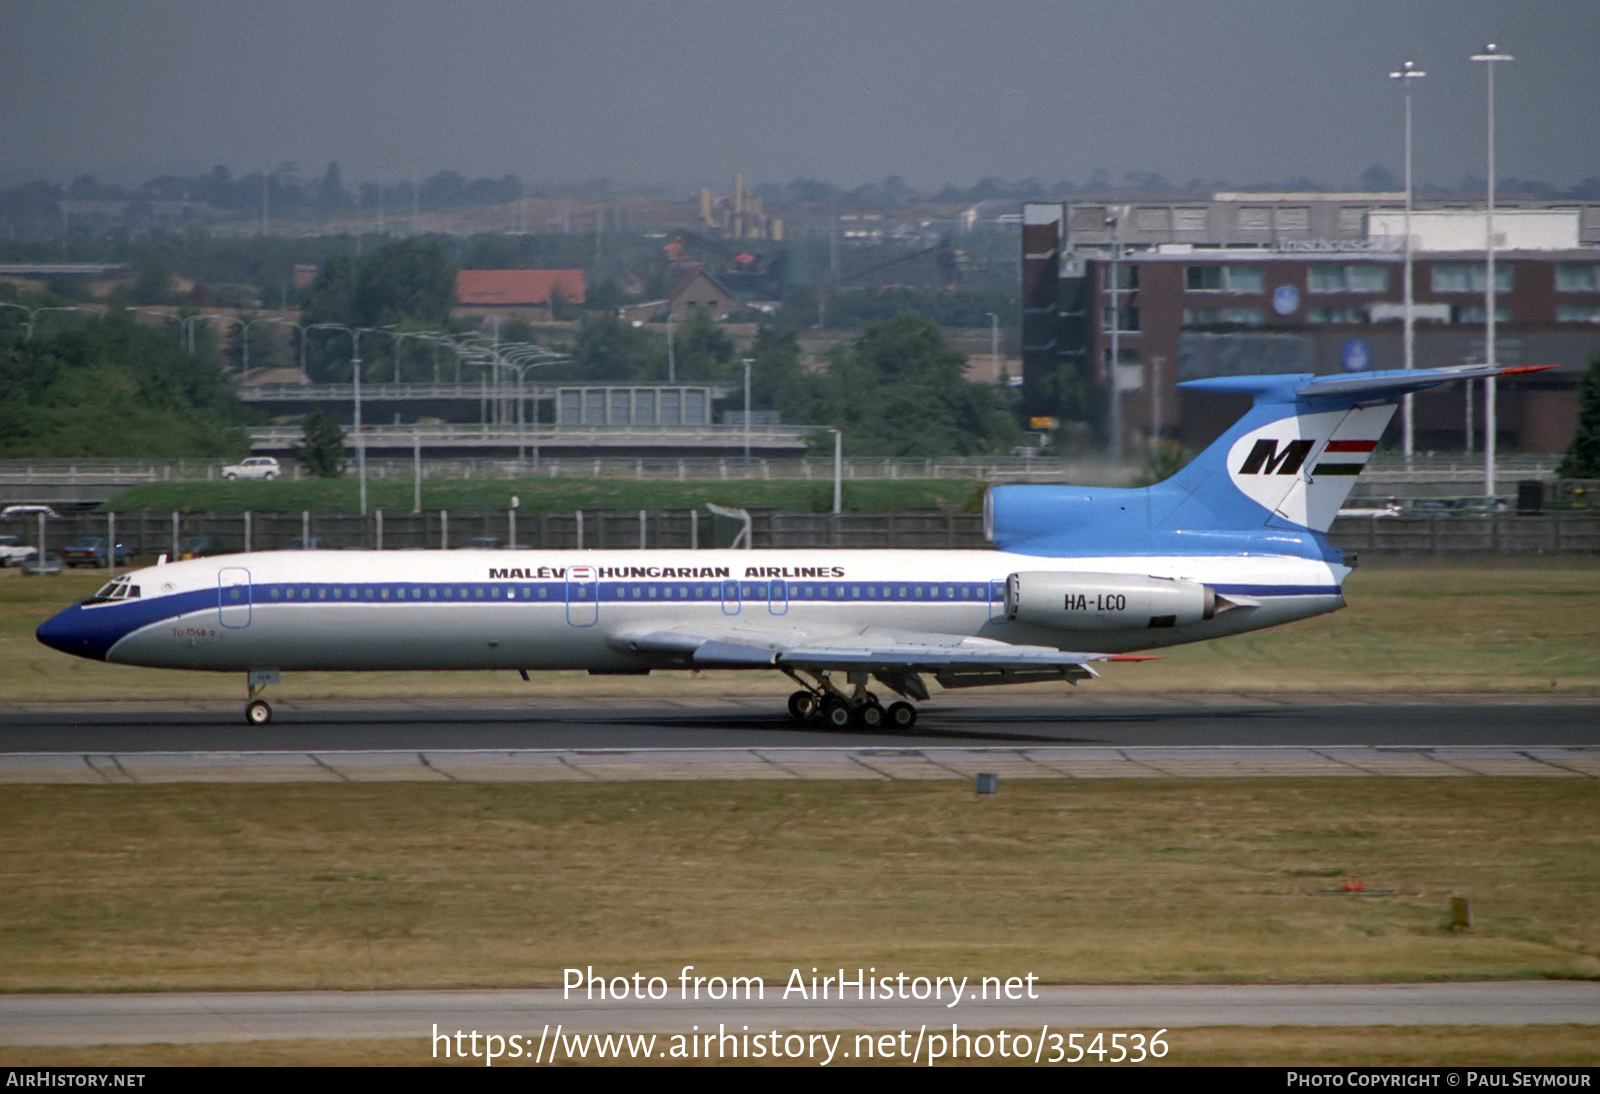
[831,428,843,514]
[1473,43,1512,503]
[238,316,278,372]
[180,313,212,355]
[1390,59,1426,468]
[1104,206,1128,461]
[0,302,83,340]
[499,346,569,463]
[742,357,753,463]
[666,308,675,382]
[986,311,1000,381]
[310,323,376,516]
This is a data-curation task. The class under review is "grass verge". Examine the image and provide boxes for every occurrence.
[2,779,1596,993]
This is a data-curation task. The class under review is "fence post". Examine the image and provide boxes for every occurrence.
[244,511,252,554]
[171,511,180,558]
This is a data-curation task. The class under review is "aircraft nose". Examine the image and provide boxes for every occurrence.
[36,604,109,661]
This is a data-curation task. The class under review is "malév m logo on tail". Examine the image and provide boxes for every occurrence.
[1225,406,1393,532]
[1237,438,1314,476]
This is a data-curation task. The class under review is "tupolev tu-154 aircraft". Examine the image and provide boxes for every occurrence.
[37,364,1543,728]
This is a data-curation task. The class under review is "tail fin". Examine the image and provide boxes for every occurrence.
[987,364,1551,560]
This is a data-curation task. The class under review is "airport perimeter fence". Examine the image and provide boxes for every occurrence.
[1,452,1561,487]
[6,509,1600,562]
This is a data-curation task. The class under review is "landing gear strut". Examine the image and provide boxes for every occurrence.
[244,668,280,726]
[781,670,916,730]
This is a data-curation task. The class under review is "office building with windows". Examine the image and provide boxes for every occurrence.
[1022,195,1600,454]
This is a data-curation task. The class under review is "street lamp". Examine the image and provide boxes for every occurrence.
[741,357,753,463]
[1104,205,1128,461]
[498,348,569,462]
[310,323,377,516]
[1389,59,1426,468]
[986,311,1000,382]
[1472,42,1512,503]
[0,302,84,340]
[827,428,843,514]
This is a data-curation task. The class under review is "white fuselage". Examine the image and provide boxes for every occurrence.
[76,548,1347,674]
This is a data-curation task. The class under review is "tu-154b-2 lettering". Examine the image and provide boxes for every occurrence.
[37,365,1544,728]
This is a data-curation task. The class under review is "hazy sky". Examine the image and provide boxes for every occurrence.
[3,0,1596,193]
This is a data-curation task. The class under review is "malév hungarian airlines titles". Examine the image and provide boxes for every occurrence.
[485,564,849,580]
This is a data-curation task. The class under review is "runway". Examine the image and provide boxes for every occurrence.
[5,983,1599,1047]
[1,694,1595,782]
[3,693,1597,751]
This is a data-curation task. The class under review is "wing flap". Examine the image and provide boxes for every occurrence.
[608,622,1149,678]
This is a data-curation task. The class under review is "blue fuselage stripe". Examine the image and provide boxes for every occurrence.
[43,578,1343,662]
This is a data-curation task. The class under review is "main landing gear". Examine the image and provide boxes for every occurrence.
[783,670,917,730]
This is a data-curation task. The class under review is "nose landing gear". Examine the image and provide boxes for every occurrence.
[244,667,280,726]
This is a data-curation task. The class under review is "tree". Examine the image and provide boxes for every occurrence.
[748,324,812,422]
[291,410,346,478]
[0,319,246,457]
[571,313,660,380]
[1557,355,1600,479]
[671,307,735,381]
[298,239,457,381]
[814,313,1019,457]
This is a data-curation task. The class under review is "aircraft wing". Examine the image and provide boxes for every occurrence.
[608,623,1153,695]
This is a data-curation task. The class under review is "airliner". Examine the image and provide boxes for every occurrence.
[37,365,1537,728]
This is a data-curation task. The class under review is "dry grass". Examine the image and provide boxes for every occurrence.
[4,561,1599,704]
[1,779,1595,994]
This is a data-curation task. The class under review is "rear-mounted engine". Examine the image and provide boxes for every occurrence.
[1006,571,1217,631]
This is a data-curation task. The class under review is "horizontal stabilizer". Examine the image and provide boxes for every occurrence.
[1291,363,1556,401]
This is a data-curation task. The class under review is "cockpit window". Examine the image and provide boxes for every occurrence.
[87,577,141,604]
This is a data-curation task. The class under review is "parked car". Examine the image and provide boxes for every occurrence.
[0,535,38,567]
[59,537,132,567]
[461,537,504,549]
[20,552,62,575]
[222,456,281,481]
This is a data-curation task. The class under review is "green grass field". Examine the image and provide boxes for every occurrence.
[2,779,1596,994]
[103,476,985,515]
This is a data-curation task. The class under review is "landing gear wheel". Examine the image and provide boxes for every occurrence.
[822,697,853,729]
[245,699,273,727]
[856,702,886,730]
[786,690,816,721]
[885,701,917,729]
